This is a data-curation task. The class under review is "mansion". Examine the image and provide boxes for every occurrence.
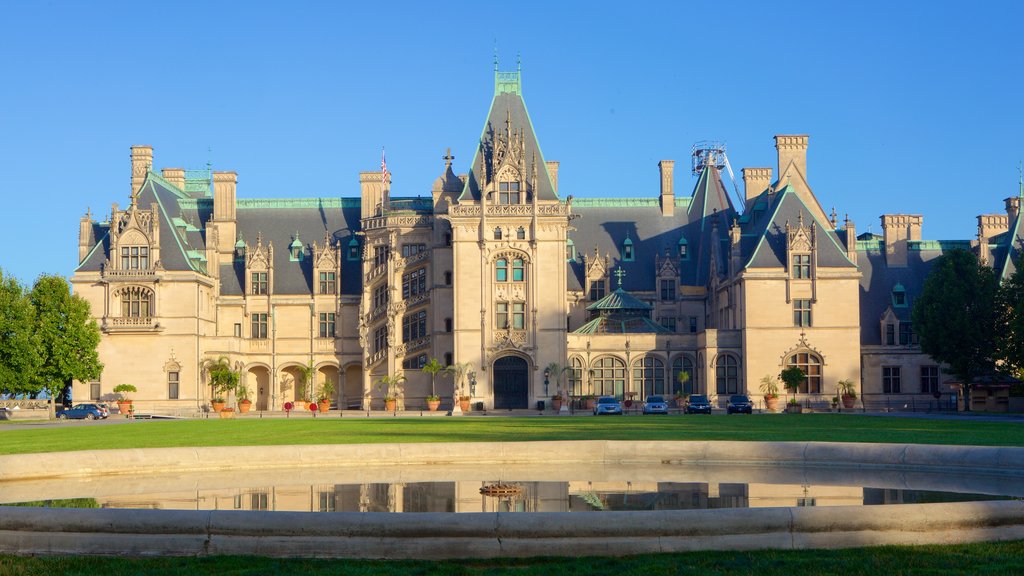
[70,69,1023,414]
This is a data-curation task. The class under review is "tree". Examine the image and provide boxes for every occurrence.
[997,254,1024,377]
[202,356,239,401]
[29,274,102,418]
[780,366,805,404]
[912,249,1000,387]
[421,357,444,399]
[0,269,41,397]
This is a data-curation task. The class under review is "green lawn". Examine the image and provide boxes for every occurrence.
[1,414,1022,455]
[2,541,1023,575]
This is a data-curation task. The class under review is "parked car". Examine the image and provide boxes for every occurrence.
[685,394,712,414]
[642,395,668,415]
[727,394,753,414]
[593,396,623,415]
[56,404,106,420]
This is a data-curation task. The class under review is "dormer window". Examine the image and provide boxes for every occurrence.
[892,283,907,307]
[120,246,149,270]
[289,233,303,262]
[499,181,521,204]
[347,237,360,261]
[622,234,634,262]
[234,237,246,261]
[678,237,689,260]
[792,254,811,279]
[566,238,576,261]
[494,227,503,240]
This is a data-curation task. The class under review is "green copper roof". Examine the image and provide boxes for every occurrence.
[586,287,652,312]
[573,315,670,334]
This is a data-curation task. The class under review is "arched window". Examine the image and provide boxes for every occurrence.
[494,227,503,240]
[632,356,666,396]
[672,356,695,395]
[568,357,584,396]
[119,286,153,318]
[516,226,526,240]
[495,258,508,282]
[591,357,625,398]
[786,352,822,393]
[715,355,739,395]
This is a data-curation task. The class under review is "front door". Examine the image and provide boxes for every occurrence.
[493,356,529,409]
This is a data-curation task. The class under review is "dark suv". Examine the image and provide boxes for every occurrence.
[685,394,712,414]
[727,394,753,414]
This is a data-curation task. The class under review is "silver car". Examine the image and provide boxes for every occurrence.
[642,395,669,415]
[593,396,623,415]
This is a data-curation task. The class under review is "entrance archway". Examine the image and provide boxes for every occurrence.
[493,356,529,409]
[344,365,362,410]
[247,366,270,411]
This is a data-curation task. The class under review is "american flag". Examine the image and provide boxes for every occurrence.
[381,147,390,187]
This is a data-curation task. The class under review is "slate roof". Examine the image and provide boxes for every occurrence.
[856,249,944,344]
[993,209,1022,281]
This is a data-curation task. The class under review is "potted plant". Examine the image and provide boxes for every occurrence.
[786,396,802,414]
[317,379,335,413]
[759,375,780,412]
[203,356,239,412]
[837,379,857,410]
[377,373,406,412]
[219,406,236,419]
[237,383,253,413]
[582,394,596,410]
[551,393,563,411]
[422,358,445,411]
[444,362,473,414]
[113,384,136,416]
[780,366,805,414]
[831,396,840,411]
[673,390,688,409]
[675,370,691,407]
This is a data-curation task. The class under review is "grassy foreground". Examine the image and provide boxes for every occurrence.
[3,541,1024,575]
[1,414,1023,455]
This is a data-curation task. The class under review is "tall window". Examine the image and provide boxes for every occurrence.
[494,227,503,240]
[250,272,268,295]
[568,357,584,396]
[792,254,811,279]
[592,357,626,397]
[716,355,739,395]
[496,302,509,329]
[512,302,525,329]
[373,326,387,354]
[793,299,812,327]
[373,246,388,267]
[512,258,525,282]
[499,181,521,204]
[516,227,526,240]
[444,271,452,285]
[319,313,336,338]
[689,316,698,333]
[251,313,268,339]
[347,238,360,261]
[319,271,336,294]
[168,371,179,400]
[672,356,695,395]
[120,287,151,317]
[899,322,915,345]
[885,323,895,345]
[633,357,666,396]
[659,316,676,332]
[495,259,508,282]
[402,310,427,342]
[403,354,428,369]
[920,366,939,394]
[444,317,452,333]
[90,382,101,401]
[786,352,822,393]
[402,268,427,299]
[121,246,149,270]
[660,279,676,301]
[373,284,389,309]
[589,280,606,301]
[883,366,901,394]
[401,244,426,257]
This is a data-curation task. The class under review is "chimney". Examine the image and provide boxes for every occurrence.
[213,171,238,256]
[881,214,922,268]
[359,171,385,220]
[774,135,809,181]
[842,215,857,265]
[78,210,94,264]
[742,167,772,202]
[546,161,559,195]
[659,160,675,217]
[1006,196,1021,222]
[130,145,153,200]
[162,167,186,191]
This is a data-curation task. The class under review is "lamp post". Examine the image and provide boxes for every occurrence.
[544,367,550,397]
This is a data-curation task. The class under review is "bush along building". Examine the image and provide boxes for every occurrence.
[71,68,1024,415]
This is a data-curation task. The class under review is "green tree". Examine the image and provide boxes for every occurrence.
[421,357,444,399]
[29,274,102,418]
[911,249,1000,387]
[997,254,1024,376]
[202,356,239,401]
[0,269,41,396]
[780,366,805,404]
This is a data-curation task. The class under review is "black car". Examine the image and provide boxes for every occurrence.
[685,394,712,414]
[727,394,753,414]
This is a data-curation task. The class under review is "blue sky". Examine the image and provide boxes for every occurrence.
[1,1,1021,283]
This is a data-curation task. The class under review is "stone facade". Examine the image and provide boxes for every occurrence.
[70,69,1024,415]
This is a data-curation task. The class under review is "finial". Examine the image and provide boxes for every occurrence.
[517,52,521,73]
[207,146,212,171]
[613,267,626,289]
[493,42,498,72]
[85,207,92,219]
[829,206,837,227]
[443,147,454,169]
[798,212,804,227]
[1018,161,1022,198]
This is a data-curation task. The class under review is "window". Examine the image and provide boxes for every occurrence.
[689,316,698,334]
[444,352,452,366]
[566,239,576,261]
[444,232,451,246]
[494,227,503,240]
[786,352,822,393]
[793,299,812,327]
[883,366,901,394]
[516,227,526,240]
[885,323,895,345]
[402,268,427,299]
[512,259,525,282]
[233,323,242,338]
[402,310,427,342]
[373,246,388,268]
[401,244,426,258]
[319,271,336,294]
[592,357,626,397]
[89,382,101,401]
[496,302,509,329]
[495,258,508,282]
[168,371,179,400]
[716,355,739,395]
[633,357,666,396]
[444,317,452,333]
[792,254,811,279]
[659,316,676,332]
[373,326,388,354]
[120,246,149,270]
[120,287,151,317]
[622,237,634,261]
[920,366,939,394]
[444,271,452,285]
[250,492,269,511]
[899,322,915,346]
[347,238,360,261]
[660,279,676,301]
[250,272,268,295]
[250,313,268,339]
[319,313,336,338]
[373,284,389,309]
[679,238,689,260]
[589,280,606,301]
[402,354,427,369]
[568,357,584,396]
[499,181,521,204]
[319,491,336,513]
[672,357,695,395]
[892,284,907,307]
[512,302,525,330]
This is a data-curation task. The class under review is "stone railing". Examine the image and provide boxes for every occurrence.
[394,250,430,270]
[448,203,571,218]
[316,339,337,353]
[367,348,387,367]
[404,336,431,355]
[364,263,387,284]
[367,304,388,325]
[405,292,429,309]
[362,214,433,231]
[248,339,270,353]
[102,316,160,333]
[101,269,157,280]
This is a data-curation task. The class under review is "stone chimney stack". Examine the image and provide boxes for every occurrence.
[742,167,772,201]
[78,210,94,264]
[881,214,923,268]
[546,161,560,195]
[976,213,1010,265]
[842,215,857,265]
[359,172,385,220]
[213,171,238,256]
[162,167,186,191]
[659,160,675,217]
[130,145,153,201]
[774,135,809,180]
[1006,196,1021,222]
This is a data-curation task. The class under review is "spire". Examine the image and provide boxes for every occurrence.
[444,147,454,170]
[613,267,626,289]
